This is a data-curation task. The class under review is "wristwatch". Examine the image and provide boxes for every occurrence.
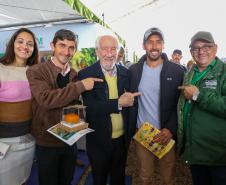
[192,90,200,101]
[118,103,122,111]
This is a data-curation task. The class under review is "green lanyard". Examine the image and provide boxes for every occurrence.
[183,60,216,129]
[191,66,211,85]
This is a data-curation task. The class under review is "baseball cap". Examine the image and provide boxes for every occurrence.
[143,27,164,44]
[190,31,215,48]
[173,49,182,55]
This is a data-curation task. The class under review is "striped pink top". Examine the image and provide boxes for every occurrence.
[0,63,31,102]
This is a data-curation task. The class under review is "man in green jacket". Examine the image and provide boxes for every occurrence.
[177,31,226,185]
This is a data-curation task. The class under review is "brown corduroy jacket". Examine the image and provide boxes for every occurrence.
[26,60,85,147]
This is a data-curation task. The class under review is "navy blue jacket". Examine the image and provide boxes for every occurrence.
[129,53,184,140]
[78,61,130,149]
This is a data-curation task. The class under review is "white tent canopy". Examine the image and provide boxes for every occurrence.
[0,0,225,62]
[80,0,161,24]
[0,0,87,29]
[80,0,226,63]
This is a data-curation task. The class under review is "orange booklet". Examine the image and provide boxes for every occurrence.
[134,122,175,159]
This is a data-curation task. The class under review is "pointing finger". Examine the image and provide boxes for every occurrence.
[178,86,186,90]
[92,78,103,82]
[132,92,142,97]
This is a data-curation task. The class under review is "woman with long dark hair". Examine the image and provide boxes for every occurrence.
[0,28,39,185]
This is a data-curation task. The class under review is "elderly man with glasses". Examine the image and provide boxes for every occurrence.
[177,31,226,185]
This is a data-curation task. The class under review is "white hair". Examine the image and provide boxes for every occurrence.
[95,34,119,49]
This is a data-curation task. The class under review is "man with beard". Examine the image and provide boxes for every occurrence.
[27,29,102,185]
[78,34,140,185]
[171,49,183,64]
[129,27,184,185]
[171,49,187,72]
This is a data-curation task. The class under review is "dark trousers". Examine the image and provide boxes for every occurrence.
[87,136,127,185]
[36,144,77,185]
[190,164,226,185]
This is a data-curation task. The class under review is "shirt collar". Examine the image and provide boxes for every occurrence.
[101,64,117,77]
[194,59,216,73]
[51,57,71,76]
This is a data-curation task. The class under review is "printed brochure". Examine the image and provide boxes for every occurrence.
[47,123,94,146]
[134,122,175,159]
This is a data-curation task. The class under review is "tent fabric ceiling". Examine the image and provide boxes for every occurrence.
[80,0,160,24]
[0,0,87,29]
[0,0,160,32]
[0,0,162,50]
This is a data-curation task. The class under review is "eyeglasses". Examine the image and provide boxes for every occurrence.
[191,44,215,54]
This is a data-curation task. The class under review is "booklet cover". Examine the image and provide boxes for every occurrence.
[47,123,94,146]
[134,122,175,159]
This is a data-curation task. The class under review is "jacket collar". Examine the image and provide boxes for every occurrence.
[185,57,224,83]
[46,59,77,81]
[90,61,128,98]
[50,57,71,76]
[92,60,127,79]
[204,57,224,79]
[138,53,170,76]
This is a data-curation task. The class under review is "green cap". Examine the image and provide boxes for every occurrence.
[190,31,215,48]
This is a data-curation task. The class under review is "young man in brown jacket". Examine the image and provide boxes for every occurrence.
[26,29,102,185]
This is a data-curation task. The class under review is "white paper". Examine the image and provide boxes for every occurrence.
[0,142,10,159]
[47,124,94,146]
